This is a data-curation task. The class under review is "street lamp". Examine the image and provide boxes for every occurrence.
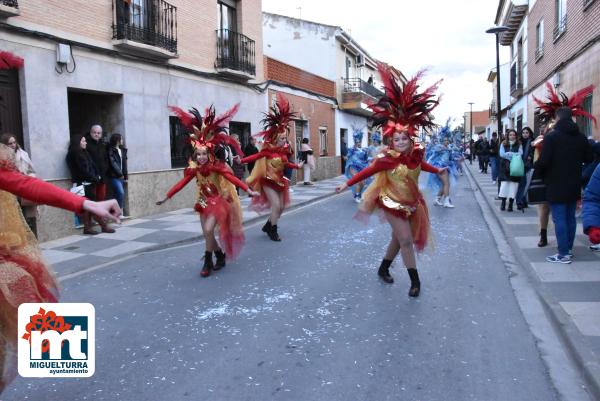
[486,25,509,138]
[468,102,474,141]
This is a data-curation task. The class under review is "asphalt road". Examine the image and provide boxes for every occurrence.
[4,178,563,401]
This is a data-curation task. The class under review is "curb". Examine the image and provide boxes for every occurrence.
[464,165,600,400]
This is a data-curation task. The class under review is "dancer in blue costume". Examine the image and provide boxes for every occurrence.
[345,127,370,203]
[367,131,385,161]
[426,122,459,208]
[451,132,465,176]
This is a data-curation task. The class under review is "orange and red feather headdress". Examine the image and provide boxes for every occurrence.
[255,93,297,144]
[168,103,243,157]
[369,63,441,138]
[532,82,596,126]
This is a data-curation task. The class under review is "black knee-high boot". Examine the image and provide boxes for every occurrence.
[407,268,420,297]
[201,251,213,277]
[500,197,506,211]
[214,249,226,270]
[507,198,514,212]
[377,259,394,283]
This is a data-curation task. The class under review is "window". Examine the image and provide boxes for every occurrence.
[554,0,567,41]
[169,116,192,168]
[130,0,146,28]
[217,0,237,31]
[584,0,597,10]
[576,94,593,138]
[535,20,544,60]
[319,127,328,156]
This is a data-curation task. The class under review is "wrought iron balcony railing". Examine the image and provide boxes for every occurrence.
[535,46,544,61]
[343,78,384,98]
[215,29,256,77]
[112,0,177,54]
[0,0,18,8]
[553,15,567,41]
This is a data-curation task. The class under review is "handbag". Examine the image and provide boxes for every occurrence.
[510,155,524,177]
[527,169,546,204]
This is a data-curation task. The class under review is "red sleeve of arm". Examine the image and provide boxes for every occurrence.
[166,173,194,199]
[0,170,85,213]
[223,173,250,193]
[241,151,265,164]
[285,162,301,170]
[420,161,441,174]
[346,161,387,186]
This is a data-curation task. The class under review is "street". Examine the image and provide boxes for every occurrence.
[3,176,575,401]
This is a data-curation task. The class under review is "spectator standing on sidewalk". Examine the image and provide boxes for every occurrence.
[66,135,115,234]
[498,129,522,212]
[243,136,259,174]
[477,136,490,173]
[583,163,600,252]
[299,138,315,185]
[516,127,534,210]
[535,106,594,263]
[468,139,475,165]
[474,133,484,172]
[86,125,110,202]
[489,132,500,183]
[107,133,128,210]
[230,134,246,194]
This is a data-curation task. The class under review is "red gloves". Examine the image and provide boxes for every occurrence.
[589,227,600,245]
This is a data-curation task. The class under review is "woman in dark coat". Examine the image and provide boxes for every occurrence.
[516,127,534,210]
[583,164,600,251]
[107,133,128,209]
[66,135,114,234]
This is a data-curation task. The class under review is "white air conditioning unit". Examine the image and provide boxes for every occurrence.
[56,43,70,65]
[552,72,560,88]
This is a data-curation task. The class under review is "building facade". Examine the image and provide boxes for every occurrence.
[262,13,396,175]
[486,62,511,138]
[527,0,599,139]
[0,0,266,241]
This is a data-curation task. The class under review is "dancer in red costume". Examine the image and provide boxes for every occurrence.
[241,93,304,241]
[336,64,448,297]
[0,51,121,393]
[157,104,259,277]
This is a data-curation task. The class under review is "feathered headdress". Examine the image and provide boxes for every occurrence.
[532,82,596,126]
[168,103,243,157]
[438,118,452,141]
[369,63,441,138]
[255,93,297,144]
[0,51,24,70]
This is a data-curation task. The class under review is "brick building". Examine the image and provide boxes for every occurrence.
[263,56,337,181]
[0,0,266,241]
[526,0,599,139]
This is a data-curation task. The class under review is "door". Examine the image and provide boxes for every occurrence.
[0,68,24,149]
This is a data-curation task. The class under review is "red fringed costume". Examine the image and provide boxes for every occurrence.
[164,103,248,260]
[242,93,301,212]
[1,144,85,390]
[344,63,442,252]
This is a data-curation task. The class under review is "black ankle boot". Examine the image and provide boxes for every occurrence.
[261,220,272,234]
[507,199,514,212]
[214,249,226,270]
[407,269,420,297]
[377,259,394,283]
[268,224,281,242]
[538,229,548,247]
[201,251,213,277]
[500,198,506,211]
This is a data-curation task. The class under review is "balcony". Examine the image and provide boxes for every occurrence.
[112,0,178,59]
[510,62,523,98]
[0,0,19,18]
[553,15,567,42]
[340,78,384,117]
[535,46,544,62]
[215,29,256,80]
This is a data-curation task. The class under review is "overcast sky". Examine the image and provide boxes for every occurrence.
[262,0,511,127]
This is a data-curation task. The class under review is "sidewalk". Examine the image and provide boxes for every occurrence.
[40,175,346,278]
[465,162,600,399]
